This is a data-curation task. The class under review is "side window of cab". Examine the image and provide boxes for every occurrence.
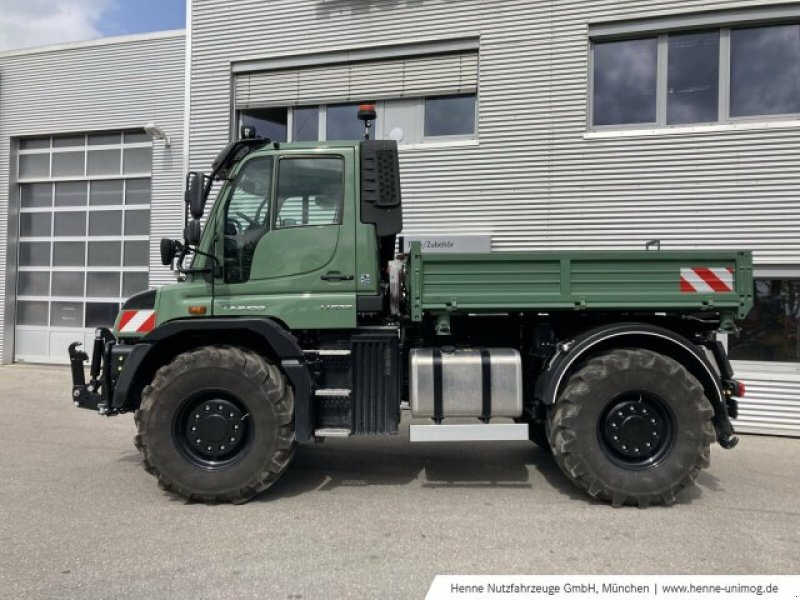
[223,156,273,284]
[274,157,344,229]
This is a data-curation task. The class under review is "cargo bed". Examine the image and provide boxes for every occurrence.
[407,242,753,322]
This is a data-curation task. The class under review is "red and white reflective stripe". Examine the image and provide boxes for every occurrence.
[680,267,734,293]
[118,309,156,333]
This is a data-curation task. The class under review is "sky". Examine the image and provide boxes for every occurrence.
[0,0,186,52]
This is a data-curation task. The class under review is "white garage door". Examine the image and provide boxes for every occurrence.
[14,132,152,364]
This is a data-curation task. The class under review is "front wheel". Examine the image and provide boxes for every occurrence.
[134,345,295,503]
[548,348,715,507]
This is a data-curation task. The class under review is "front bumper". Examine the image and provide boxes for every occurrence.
[69,328,133,415]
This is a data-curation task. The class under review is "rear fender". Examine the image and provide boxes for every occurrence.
[535,322,736,447]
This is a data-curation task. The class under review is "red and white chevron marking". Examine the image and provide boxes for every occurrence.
[680,267,734,293]
[118,309,156,334]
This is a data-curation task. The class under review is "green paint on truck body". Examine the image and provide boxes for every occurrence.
[113,141,754,338]
[407,243,753,327]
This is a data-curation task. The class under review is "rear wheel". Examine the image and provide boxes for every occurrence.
[134,345,295,503]
[548,348,715,507]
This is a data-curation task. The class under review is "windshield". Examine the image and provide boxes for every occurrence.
[222,156,274,284]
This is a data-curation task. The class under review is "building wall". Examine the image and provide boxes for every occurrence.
[188,0,800,261]
[0,31,186,363]
[188,0,800,436]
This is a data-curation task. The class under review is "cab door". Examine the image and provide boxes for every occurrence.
[215,149,357,329]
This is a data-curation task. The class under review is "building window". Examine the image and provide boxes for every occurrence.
[424,94,477,137]
[592,38,658,126]
[326,103,375,141]
[728,279,800,362]
[239,107,288,142]
[591,22,800,128]
[667,31,720,125]
[293,106,320,142]
[730,24,800,118]
[238,94,477,145]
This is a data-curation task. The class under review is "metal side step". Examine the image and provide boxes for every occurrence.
[409,423,529,442]
[314,428,351,438]
[304,349,352,356]
[315,388,352,397]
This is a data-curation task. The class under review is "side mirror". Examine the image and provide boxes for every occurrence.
[185,172,206,220]
[160,238,181,266]
[184,219,202,246]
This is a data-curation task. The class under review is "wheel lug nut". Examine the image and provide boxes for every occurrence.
[205,405,210,411]
[234,425,240,430]
[194,414,200,419]
[652,431,658,436]
[613,435,618,441]
[191,426,196,432]
[621,444,627,450]
[195,439,201,444]
[634,447,639,453]
[206,446,212,451]
[646,442,651,448]
[651,418,657,424]
[229,412,234,418]
[642,409,648,415]
[220,445,226,450]
[230,437,236,442]
[617,411,623,417]
[218,405,223,411]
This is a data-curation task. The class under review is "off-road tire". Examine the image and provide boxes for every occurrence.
[134,345,295,503]
[548,348,715,507]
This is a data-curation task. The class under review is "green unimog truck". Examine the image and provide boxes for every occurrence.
[69,114,752,507]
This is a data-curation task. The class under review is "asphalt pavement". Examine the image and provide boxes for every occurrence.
[1,364,798,599]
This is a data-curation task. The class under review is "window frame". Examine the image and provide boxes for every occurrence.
[236,93,479,146]
[588,21,800,131]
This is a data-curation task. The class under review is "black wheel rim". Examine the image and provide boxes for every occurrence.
[598,391,676,470]
[173,391,251,470]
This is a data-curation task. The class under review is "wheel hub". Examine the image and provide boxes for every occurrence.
[184,398,246,460]
[601,394,671,464]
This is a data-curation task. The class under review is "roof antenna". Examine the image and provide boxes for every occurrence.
[357,103,377,140]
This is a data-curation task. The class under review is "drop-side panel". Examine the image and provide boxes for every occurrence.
[408,245,753,319]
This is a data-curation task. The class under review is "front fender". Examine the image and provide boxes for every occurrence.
[111,318,315,441]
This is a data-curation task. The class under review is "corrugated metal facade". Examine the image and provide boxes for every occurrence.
[0,31,186,363]
[188,0,800,436]
[731,365,800,437]
[188,0,800,263]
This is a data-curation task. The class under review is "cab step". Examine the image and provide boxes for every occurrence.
[314,428,351,438]
[315,388,352,397]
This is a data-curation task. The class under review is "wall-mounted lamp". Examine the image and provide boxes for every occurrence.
[143,122,171,147]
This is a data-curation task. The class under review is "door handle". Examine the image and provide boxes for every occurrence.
[320,271,354,282]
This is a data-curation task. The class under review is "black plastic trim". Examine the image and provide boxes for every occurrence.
[432,349,443,424]
[122,289,157,310]
[480,349,491,423]
[142,318,304,359]
[357,293,384,313]
[111,343,152,410]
